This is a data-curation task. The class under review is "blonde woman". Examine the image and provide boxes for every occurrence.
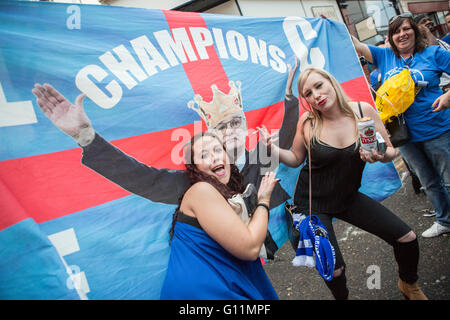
[261,67,426,300]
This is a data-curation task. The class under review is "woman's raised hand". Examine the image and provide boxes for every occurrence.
[257,171,279,205]
[257,125,279,150]
[32,84,93,142]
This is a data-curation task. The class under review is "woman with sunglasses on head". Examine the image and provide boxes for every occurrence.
[160,131,279,299]
[260,67,427,300]
[352,13,450,239]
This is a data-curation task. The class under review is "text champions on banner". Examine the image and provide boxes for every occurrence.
[75,18,325,109]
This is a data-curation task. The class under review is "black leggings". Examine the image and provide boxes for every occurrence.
[314,192,418,299]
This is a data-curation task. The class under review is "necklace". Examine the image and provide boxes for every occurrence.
[401,54,414,67]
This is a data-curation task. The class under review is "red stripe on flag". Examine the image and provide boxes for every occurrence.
[0,123,194,230]
[341,76,374,107]
[163,10,230,100]
[0,180,30,229]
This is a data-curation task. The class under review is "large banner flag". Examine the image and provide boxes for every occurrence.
[0,1,401,299]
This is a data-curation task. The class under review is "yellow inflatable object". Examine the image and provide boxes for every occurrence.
[375,69,415,124]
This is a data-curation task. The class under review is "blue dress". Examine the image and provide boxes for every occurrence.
[160,211,278,300]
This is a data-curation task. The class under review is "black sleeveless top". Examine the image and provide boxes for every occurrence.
[293,141,365,214]
[293,103,366,214]
[174,210,202,230]
[169,210,203,242]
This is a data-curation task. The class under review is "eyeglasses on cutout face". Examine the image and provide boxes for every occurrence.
[215,117,244,132]
[389,12,413,25]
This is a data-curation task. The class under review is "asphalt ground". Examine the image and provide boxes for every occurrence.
[263,158,450,300]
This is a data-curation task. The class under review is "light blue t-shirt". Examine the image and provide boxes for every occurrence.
[369,45,450,142]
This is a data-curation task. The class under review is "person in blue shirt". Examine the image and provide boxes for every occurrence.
[369,40,385,92]
[352,13,450,239]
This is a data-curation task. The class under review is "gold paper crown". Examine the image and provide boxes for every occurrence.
[187,81,243,129]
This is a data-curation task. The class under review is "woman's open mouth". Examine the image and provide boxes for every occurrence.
[212,165,226,177]
[397,36,411,45]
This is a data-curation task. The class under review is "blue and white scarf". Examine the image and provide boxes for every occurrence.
[292,214,336,282]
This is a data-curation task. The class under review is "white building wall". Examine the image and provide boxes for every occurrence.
[80,0,102,4]
[54,0,187,9]
[205,1,242,15]
[237,0,306,17]
[106,0,187,9]
[63,0,342,21]
[43,0,100,3]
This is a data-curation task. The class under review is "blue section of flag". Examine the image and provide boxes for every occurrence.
[0,218,79,299]
[360,161,402,202]
[38,194,175,300]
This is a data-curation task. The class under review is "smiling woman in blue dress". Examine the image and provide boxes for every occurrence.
[160,131,279,300]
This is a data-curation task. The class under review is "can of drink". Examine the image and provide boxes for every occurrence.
[358,117,377,152]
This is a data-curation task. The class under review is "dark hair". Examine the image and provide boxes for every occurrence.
[183,131,244,199]
[413,13,428,25]
[388,16,427,57]
[169,131,245,242]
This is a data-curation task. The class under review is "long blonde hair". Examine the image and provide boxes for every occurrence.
[297,67,360,148]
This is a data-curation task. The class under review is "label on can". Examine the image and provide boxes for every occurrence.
[358,117,377,151]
